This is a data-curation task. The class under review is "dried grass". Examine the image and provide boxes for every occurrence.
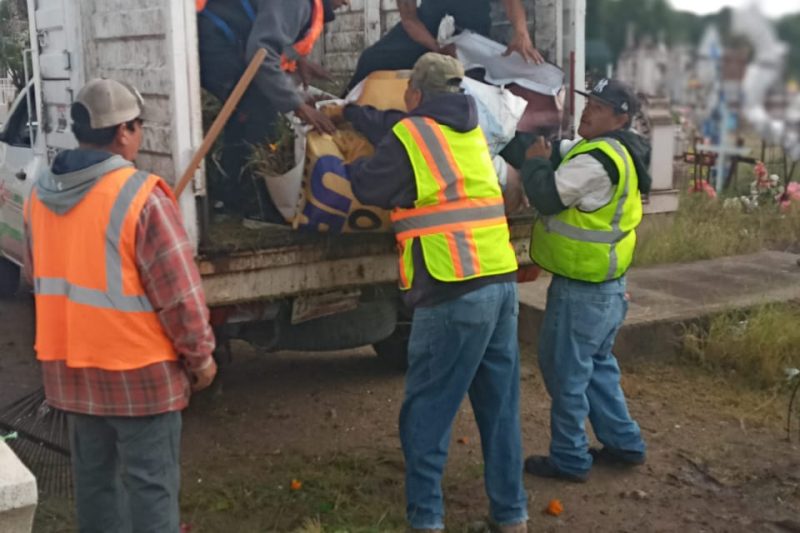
[682,303,800,389]
[635,193,800,266]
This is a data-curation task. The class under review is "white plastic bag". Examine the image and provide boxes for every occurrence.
[461,78,528,156]
[261,116,307,222]
[346,68,526,156]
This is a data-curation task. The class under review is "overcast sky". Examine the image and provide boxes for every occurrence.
[669,0,798,18]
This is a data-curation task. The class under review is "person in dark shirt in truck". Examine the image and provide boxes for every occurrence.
[196,0,348,219]
[346,0,544,91]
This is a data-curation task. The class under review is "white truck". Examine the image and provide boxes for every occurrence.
[0,0,584,364]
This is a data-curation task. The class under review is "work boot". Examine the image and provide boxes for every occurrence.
[489,520,528,533]
[524,455,588,483]
[589,446,646,467]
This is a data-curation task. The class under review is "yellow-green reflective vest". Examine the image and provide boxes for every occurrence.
[391,116,518,290]
[531,136,642,282]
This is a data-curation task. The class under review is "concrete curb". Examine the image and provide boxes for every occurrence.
[518,251,800,360]
[0,440,37,533]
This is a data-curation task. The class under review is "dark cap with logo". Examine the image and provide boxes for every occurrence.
[576,79,639,116]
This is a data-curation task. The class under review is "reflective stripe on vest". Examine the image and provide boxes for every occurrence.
[392,197,507,241]
[396,116,467,203]
[391,116,517,289]
[531,136,642,282]
[280,0,324,72]
[34,170,154,312]
[29,167,178,370]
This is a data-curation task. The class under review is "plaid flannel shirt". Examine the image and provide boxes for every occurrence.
[27,185,215,417]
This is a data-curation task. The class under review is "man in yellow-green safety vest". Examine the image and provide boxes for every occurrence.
[325,53,528,532]
[518,79,651,482]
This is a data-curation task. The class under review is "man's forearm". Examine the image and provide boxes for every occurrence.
[398,0,439,51]
[246,1,310,113]
[501,0,531,37]
[344,105,405,146]
[521,157,566,215]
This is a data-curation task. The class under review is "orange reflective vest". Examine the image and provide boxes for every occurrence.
[197,0,323,73]
[390,117,518,290]
[27,167,178,371]
[280,0,324,72]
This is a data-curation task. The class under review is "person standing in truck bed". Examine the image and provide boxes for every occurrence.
[345,0,544,92]
[196,0,348,220]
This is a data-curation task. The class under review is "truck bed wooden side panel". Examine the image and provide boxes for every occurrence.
[198,217,533,306]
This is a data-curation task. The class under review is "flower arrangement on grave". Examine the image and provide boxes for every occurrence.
[723,161,800,212]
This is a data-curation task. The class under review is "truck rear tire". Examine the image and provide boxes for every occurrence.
[373,323,411,370]
[0,258,20,298]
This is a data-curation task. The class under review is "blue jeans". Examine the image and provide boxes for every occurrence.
[538,275,645,476]
[400,282,528,530]
[68,412,182,533]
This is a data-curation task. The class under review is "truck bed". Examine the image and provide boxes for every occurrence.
[197,214,535,307]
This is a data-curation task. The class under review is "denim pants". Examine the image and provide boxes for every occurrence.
[538,274,645,476]
[400,282,528,530]
[68,411,182,533]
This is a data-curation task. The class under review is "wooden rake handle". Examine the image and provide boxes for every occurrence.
[173,47,268,198]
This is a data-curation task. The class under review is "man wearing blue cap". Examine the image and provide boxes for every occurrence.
[516,79,651,482]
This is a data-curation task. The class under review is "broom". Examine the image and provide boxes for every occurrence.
[0,387,72,497]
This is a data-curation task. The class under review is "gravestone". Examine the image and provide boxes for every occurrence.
[644,98,680,213]
[0,441,37,533]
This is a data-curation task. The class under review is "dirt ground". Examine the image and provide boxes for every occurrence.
[1,293,799,533]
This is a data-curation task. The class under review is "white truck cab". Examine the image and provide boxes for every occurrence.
[0,81,41,295]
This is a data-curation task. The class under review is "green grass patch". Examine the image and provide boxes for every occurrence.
[682,303,800,389]
[634,193,800,267]
[179,452,409,533]
[34,452,410,533]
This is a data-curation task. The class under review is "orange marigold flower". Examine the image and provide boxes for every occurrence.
[290,479,303,491]
[545,499,563,517]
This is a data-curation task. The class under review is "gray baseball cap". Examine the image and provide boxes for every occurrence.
[410,53,465,95]
[73,78,144,129]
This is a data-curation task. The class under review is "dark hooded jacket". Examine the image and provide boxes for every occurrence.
[501,129,653,216]
[346,93,515,309]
